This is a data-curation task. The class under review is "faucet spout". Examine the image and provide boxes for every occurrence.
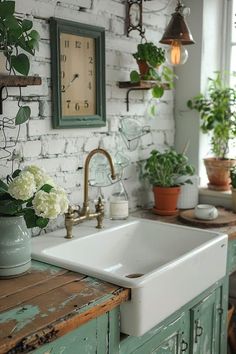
[81,148,116,215]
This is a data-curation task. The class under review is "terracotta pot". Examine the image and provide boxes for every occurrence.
[204,158,236,191]
[137,60,149,78]
[152,186,180,216]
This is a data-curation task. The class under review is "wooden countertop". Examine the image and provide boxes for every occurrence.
[0,261,129,354]
[132,209,236,241]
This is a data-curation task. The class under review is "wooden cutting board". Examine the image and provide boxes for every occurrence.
[179,208,236,228]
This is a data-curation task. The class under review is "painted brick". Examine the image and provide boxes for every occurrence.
[21,140,42,158]
[0,0,175,230]
[41,137,66,156]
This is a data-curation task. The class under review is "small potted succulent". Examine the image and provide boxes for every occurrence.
[187,72,236,191]
[130,41,175,99]
[144,149,195,215]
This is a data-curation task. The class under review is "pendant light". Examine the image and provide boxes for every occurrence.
[159,0,195,65]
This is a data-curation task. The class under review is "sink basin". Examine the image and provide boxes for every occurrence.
[31,217,227,336]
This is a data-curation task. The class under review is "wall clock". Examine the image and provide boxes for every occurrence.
[50,18,106,128]
[126,0,145,37]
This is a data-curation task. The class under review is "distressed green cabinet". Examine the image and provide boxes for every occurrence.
[33,308,120,354]
[131,313,187,354]
[190,287,222,354]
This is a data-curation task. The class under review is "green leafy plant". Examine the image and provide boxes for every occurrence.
[0,165,68,229]
[144,149,195,187]
[230,166,236,188]
[187,72,236,159]
[130,42,175,99]
[0,0,40,125]
[132,42,166,67]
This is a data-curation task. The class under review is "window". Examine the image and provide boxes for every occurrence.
[223,0,236,155]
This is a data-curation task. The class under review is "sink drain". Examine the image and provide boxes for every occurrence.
[125,273,144,278]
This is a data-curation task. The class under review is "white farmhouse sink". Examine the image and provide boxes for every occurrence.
[31,218,228,336]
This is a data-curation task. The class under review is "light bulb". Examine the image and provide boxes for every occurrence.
[166,40,188,66]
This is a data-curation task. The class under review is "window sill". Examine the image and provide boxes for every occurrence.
[199,187,232,209]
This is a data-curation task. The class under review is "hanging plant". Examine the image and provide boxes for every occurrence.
[0,0,40,125]
[130,41,176,99]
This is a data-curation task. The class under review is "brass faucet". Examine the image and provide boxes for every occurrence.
[65,148,116,239]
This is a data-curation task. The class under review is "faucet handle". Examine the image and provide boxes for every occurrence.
[95,197,104,229]
[66,205,80,216]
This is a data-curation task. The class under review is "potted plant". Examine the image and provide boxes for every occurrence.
[0,165,68,277]
[144,149,195,215]
[230,166,236,212]
[0,0,40,125]
[130,41,175,99]
[187,72,236,191]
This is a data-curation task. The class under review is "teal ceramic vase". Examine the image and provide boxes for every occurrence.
[0,215,31,278]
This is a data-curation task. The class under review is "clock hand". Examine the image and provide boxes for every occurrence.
[63,73,79,92]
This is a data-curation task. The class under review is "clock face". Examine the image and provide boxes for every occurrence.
[60,33,96,117]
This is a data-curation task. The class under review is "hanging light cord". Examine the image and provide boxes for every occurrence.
[143,0,188,16]
[143,0,174,14]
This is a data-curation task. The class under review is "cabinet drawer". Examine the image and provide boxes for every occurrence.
[228,239,236,274]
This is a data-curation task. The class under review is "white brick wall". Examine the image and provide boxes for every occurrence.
[0,0,174,231]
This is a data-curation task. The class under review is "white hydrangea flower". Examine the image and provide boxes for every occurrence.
[8,171,36,201]
[53,186,69,214]
[33,187,69,219]
[24,165,55,189]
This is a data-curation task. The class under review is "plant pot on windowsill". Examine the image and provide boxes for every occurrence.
[187,72,236,191]
[204,158,236,191]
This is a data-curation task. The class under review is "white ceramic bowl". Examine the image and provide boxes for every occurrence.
[194,204,218,220]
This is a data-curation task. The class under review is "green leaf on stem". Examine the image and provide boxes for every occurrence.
[21,19,33,32]
[12,169,21,178]
[0,1,15,18]
[15,106,31,125]
[0,179,8,193]
[11,53,30,75]
[0,199,22,215]
[23,208,37,228]
[40,184,54,193]
[36,217,49,228]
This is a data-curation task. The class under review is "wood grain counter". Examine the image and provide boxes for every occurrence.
[132,209,236,240]
[0,261,129,354]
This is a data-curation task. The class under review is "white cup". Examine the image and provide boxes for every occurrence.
[194,204,218,220]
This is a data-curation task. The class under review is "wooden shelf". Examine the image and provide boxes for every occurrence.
[0,75,41,87]
[0,75,42,114]
[118,81,170,111]
[118,80,169,90]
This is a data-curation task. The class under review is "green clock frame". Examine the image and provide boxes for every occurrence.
[50,18,106,128]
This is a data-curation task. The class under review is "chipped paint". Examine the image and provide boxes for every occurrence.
[0,305,40,332]
[59,294,78,308]
[31,261,62,274]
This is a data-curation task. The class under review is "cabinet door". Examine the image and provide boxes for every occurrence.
[190,287,221,354]
[132,313,187,354]
[33,313,109,354]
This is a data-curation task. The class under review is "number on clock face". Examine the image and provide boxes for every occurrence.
[60,33,96,117]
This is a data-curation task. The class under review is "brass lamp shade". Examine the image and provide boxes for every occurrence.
[160,12,195,45]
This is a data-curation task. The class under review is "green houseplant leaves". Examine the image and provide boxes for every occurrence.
[187,72,236,159]
[0,1,40,128]
[144,149,195,187]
